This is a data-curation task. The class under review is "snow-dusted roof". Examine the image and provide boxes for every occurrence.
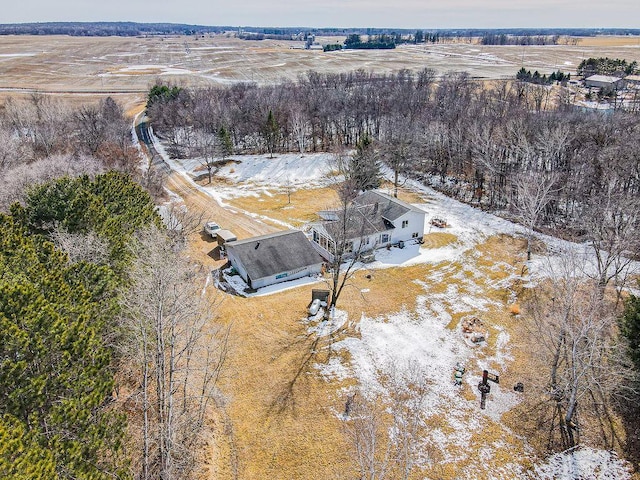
[585,74,624,84]
[226,230,322,281]
[354,190,424,220]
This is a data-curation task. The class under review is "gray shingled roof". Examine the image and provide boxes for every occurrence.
[321,203,394,240]
[352,190,418,222]
[226,230,323,280]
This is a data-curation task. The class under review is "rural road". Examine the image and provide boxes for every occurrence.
[135,117,280,241]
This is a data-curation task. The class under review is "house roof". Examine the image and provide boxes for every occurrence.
[585,74,623,84]
[314,190,423,241]
[226,230,322,280]
[352,190,423,222]
[319,204,395,240]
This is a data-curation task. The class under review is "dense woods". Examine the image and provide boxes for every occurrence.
[0,173,158,479]
[0,93,226,477]
[147,70,640,249]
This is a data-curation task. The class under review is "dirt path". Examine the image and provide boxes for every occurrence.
[133,111,281,267]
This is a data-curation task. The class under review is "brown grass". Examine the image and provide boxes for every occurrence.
[228,187,339,227]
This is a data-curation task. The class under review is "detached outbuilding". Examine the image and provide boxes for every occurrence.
[584,74,624,89]
[225,230,323,289]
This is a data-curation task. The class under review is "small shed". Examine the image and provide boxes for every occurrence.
[226,230,323,289]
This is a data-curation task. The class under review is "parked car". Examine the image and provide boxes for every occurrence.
[204,221,221,239]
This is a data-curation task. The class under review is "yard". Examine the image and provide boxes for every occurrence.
[154,139,638,479]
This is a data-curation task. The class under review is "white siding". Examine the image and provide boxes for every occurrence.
[388,210,426,243]
[251,263,323,289]
[226,249,250,284]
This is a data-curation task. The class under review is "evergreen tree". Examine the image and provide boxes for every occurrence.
[349,133,381,193]
[22,171,159,270]
[0,215,129,479]
[264,110,280,158]
[620,294,640,371]
[217,124,233,159]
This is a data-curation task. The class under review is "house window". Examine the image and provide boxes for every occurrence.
[345,241,353,253]
[363,237,370,245]
[412,232,420,238]
[402,220,409,228]
[313,230,319,243]
[320,236,327,249]
[381,234,390,243]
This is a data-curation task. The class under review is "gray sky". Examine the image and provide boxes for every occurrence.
[4,0,640,29]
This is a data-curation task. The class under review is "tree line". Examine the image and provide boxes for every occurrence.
[0,94,164,210]
[147,70,640,244]
[0,90,228,478]
[577,57,639,77]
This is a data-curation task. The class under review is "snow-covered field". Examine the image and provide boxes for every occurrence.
[155,132,636,478]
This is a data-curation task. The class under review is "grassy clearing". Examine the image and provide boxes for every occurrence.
[228,186,339,227]
[196,181,632,478]
[212,288,356,480]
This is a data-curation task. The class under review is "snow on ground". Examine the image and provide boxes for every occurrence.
[532,447,632,479]
[153,133,636,476]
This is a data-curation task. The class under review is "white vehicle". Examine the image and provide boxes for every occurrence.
[308,298,322,316]
[204,221,221,239]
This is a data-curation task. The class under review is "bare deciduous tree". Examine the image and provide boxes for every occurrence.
[524,254,637,451]
[343,362,431,480]
[191,128,219,184]
[513,171,559,260]
[119,227,229,480]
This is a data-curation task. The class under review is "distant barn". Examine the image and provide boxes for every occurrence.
[225,230,323,289]
[584,74,624,89]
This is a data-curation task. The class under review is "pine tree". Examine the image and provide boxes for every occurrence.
[0,214,129,479]
[620,294,640,371]
[217,124,233,160]
[264,110,280,158]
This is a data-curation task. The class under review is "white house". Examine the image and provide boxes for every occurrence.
[309,190,426,262]
[225,230,323,289]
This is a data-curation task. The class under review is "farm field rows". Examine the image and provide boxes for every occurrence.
[1,34,640,102]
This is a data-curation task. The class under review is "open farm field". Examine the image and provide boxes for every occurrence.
[1,34,640,109]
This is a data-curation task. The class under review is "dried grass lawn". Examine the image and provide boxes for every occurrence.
[196,180,561,479]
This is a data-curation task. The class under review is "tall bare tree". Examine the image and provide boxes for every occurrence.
[513,171,559,260]
[119,227,229,479]
[524,254,636,451]
[343,362,431,480]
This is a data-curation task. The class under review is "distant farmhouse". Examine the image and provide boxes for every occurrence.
[225,230,323,289]
[584,74,625,90]
[310,190,426,262]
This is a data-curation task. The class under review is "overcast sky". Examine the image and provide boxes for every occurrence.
[4,0,640,29]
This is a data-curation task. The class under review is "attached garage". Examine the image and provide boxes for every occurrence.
[225,230,323,289]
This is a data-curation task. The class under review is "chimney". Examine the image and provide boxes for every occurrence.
[373,202,378,213]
